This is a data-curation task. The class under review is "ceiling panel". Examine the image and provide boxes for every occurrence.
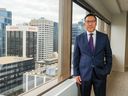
[84,0,128,14]
[117,0,128,12]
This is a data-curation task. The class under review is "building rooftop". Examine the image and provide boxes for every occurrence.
[6,25,38,32]
[0,8,6,11]
[0,56,33,65]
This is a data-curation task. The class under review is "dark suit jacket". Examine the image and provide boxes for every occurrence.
[73,31,112,81]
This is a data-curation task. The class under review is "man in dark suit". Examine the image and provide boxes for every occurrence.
[73,14,112,96]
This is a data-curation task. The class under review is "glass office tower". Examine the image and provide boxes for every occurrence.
[6,25,37,60]
[0,8,12,56]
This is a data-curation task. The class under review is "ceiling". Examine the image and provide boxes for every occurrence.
[99,0,128,14]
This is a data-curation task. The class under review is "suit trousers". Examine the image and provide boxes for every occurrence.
[80,69,107,96]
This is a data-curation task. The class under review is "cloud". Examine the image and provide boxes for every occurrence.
[72,3,87,23]
[0,0,59,24]
[0,0,86,24]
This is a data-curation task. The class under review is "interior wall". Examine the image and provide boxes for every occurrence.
[125,12,128,70]
[111,12,127,72]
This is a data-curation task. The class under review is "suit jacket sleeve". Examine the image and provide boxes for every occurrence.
[104,35,112,74]
[73,36,81,76]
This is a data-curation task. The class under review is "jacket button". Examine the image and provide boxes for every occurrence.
[91,64,94,67]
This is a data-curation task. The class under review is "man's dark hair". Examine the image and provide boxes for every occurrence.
[84,13,97,21]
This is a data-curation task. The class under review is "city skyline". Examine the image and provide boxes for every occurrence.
[0,0,86,24]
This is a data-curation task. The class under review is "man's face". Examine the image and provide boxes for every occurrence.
[84,16,97,32]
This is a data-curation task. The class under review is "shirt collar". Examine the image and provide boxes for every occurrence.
[87,30,96,35]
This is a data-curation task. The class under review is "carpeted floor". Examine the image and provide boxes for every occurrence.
[90,71,128,96]
[106,71,128,96]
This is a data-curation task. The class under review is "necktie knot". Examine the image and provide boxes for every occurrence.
[89,33,93,36]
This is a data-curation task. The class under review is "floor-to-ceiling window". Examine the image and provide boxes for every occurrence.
[71,0,111,75]
[0,0,62,95]
[0,0,111,95]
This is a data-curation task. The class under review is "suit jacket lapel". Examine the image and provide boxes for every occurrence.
[94,31,101,55]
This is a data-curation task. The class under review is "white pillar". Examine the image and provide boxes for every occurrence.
[26,74,28,92]
[23,27,26,58]
[43,76,46,83]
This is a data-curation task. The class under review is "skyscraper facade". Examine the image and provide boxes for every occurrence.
[6,25,37,59]
[53,22,58,52]
[0,56,35,95]
[72,20,85,44]
[72,23,79,44]
[0,8,12,56]
[29,17,54,61]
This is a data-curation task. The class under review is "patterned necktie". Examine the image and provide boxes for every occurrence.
[88,33,94,53]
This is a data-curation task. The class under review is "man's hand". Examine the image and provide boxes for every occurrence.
[75,76,81,85]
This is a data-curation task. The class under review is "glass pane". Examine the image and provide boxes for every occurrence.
[72,2,111,77]
[72,2,89,75]
[0,0,59,95]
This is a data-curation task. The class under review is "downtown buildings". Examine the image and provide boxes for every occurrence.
[0,7,58,95]
[23,52,58,92]
[29,17,54,61]
[72,20,85,44]
[5,17,58,61]
[0,8,12,56]
[6,25,38,59]
[0,25,37,95]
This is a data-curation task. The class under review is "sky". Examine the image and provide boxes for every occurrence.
[0,0,86,25]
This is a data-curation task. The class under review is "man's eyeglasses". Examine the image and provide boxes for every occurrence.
[85,20,96,24]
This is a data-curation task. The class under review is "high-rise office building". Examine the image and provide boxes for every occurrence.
[0,56,35,95]
[6,25,38,59]
[78,19,85,33]
[0,8,12,56]
[72,23,79,44]
[72,20,85,44]
[53,22,58,52]
[29,17,54,61]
